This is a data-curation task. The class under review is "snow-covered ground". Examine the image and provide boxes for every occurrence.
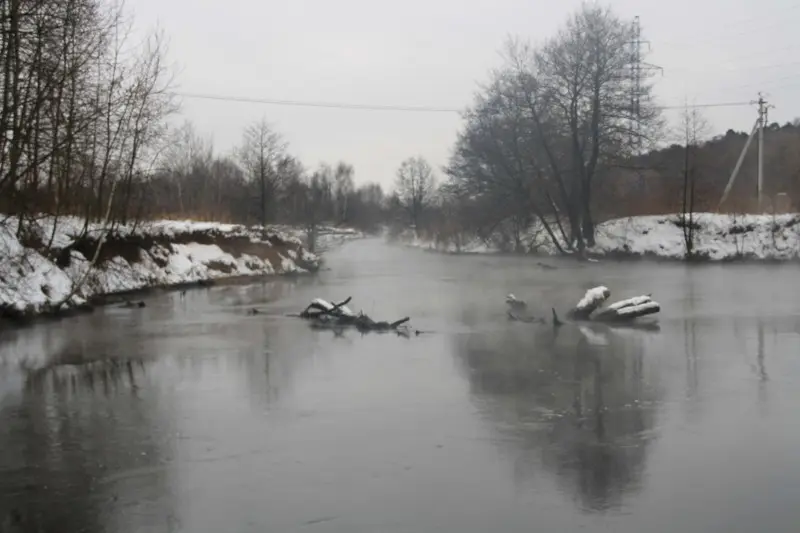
[397,213,800,261]
[0,216,361,319]
[312,226,365,252]
[591,214,800,260]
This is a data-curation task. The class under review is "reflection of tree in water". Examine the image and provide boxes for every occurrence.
[0,277,335,533]
[206,277,312,309]
[452,324,662,512]
[0,338,177,533]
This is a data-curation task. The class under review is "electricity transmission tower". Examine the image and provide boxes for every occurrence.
[717,93,774,211]
[628,16,662,156]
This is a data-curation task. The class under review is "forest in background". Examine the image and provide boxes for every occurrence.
[390,6,799,255]
[0,0,389,243]
[1,0,797,257]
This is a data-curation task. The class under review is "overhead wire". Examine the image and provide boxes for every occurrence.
[171,91,753,113]
[170,91,461,113]
[169,7,800,118]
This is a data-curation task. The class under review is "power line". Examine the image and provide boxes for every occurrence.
[686,72,800,100]
[669,58,800,74]
[171,91,462,113]
[661,101,753,110]
[172,90,751,113]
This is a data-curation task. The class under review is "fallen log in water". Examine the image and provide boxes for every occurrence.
[299,297,355,319]
[568,287,660,323]
[591,295,660,322]
[297,296,413,334]
[507,286,660,327]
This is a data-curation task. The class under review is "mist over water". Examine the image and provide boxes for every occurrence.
[1,239,799,533]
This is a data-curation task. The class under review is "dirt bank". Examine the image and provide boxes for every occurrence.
[0,218,322,323]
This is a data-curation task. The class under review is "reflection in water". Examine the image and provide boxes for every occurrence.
[684,319,700,422]
[755,320,768,416]
[452,323,661,512]
[756,321,767,382]
[0,279,320,533]
[0,344,174,533]
[3,242,800,533]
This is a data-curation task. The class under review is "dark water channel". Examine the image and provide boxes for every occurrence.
[2,239,800,533]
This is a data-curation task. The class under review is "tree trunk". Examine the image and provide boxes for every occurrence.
[582,201,595,248]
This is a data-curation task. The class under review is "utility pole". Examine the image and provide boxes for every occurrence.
[756,93,773,211]
[717,93,773,211]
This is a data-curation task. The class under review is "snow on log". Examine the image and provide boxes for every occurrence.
[297,297,412,333]
[588,294,661,323]
[604,295,652,312]
[309,297,355,317]
[568,286,611,320]
[562,287,661,323]
[505,294,527,311]
[300,297,355,319]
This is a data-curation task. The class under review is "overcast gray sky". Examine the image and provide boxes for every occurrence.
[134,0,800,188]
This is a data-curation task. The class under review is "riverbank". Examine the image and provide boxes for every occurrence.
[396,213,800,261]
[0,217,360,322]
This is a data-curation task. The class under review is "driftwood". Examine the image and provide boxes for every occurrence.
[508,286,660,327]
[299,296,355,319]
[297,297,413,334]
[567,287,660,323]
[505,294,527,311]
[591,295,660,323]
[506,294,548,323]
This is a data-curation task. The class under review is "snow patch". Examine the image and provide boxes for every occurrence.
[591,214,800,260]
[576,286,611,312]
[398,213,800,261]
[0,216,322,318]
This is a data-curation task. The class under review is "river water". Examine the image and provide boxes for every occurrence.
[1,239,800,533]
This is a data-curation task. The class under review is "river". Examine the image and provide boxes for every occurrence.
[1,238,800,533]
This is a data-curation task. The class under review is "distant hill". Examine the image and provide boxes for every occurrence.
[596,120,800,219]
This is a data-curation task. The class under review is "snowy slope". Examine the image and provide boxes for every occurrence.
[592,214,800,260]
[0,216,326,319]
[397,213,800,261]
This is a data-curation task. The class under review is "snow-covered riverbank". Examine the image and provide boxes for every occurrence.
[0,217,361,321]
[397,213,800,261]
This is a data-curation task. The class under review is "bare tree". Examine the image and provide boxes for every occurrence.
[113,29,177,225]
[349,182,385,233]
[534,5,662,248]
[302,165,333,252]
[333,161,355,224]
[161,121,214,215]
[0,0,175,248]
[677,104,710,259]
[441,6,662,255]
[395,156,435,229]
[238,118,287,227]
